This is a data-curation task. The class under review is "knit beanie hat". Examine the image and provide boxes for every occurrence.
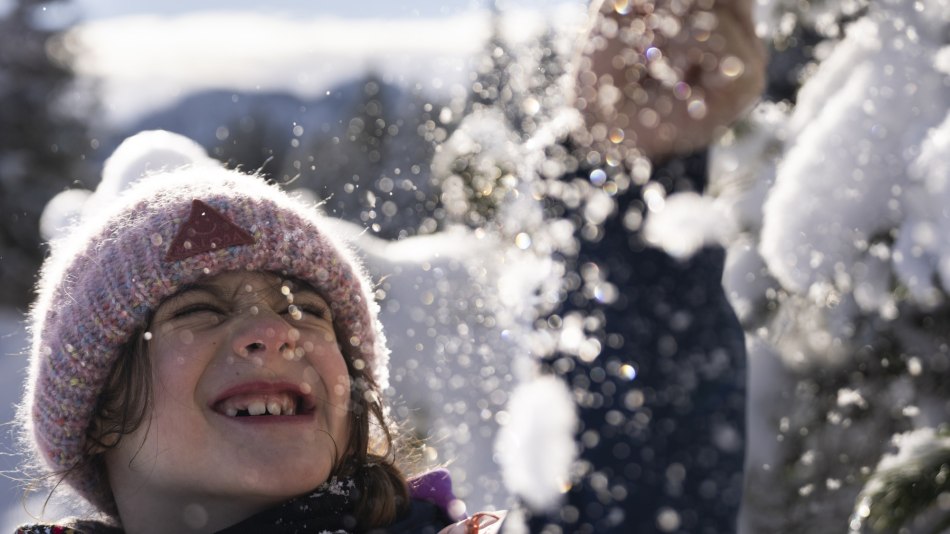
[20,130,389,512]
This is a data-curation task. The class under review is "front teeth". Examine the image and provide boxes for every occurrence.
[248,401,267,416]
[219,394,298,416]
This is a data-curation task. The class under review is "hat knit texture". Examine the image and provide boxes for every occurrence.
[21,165,389,512]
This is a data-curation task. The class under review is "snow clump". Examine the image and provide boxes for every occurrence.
[495,375,578,512]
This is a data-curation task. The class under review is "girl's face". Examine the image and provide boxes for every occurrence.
[104,271,352,511]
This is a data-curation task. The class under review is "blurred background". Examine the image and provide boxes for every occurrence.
[2,0,950,533]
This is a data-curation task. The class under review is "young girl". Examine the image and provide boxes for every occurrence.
[15,132,504,534]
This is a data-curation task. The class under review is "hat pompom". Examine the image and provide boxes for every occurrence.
[99,130,217,197]
[40,130,220,241]
[39,188,91,241]
[82,130,219,221]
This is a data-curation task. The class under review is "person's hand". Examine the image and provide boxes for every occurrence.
[437,511,506,534]
[575,0,767,163]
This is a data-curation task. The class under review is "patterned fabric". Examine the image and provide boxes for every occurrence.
[14,518,121,534]
[15,526,79,534]
[21,142,389,512]
[14,475,457,534]
[215,477,357,534]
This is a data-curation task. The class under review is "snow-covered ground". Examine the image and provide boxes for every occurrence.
[0,310,87,530]
[0,310,30,527]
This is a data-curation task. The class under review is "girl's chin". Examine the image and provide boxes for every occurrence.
[216,464,336,497]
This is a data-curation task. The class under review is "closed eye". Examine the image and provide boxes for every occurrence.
[155,284,226,323]
[285,303,332,322]
[171,303,226,319]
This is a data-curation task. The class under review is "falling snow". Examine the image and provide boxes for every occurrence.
[4,0,950,532]
[495,375,578,512]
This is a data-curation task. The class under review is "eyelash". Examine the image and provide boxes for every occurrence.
[169,302,330,322]
[286,304,331,321]
[171,303,224,318]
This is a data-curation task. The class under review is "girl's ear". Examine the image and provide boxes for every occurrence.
[85,418,122,454]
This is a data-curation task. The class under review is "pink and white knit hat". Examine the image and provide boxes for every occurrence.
[20,131,389,511]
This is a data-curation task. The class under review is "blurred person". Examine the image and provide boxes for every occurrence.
[524,0,765,532]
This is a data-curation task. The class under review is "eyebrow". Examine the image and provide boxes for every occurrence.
[282,278,330,303]
[293,291,332,311]
[161,282,227,307]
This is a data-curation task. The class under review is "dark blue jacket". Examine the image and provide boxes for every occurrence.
[529,151,747,533]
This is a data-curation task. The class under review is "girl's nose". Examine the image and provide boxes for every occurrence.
[231,310,297,360]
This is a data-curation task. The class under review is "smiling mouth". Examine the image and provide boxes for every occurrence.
[212,385,316,418]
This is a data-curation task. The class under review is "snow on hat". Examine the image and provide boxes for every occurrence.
[21,130,389,511]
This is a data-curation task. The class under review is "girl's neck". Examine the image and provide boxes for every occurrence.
[113,489,276,534]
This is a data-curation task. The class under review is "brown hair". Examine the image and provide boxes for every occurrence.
[56,279,411,528]
[334,364,412,528]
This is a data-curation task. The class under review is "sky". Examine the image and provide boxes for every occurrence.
[50,0,585,127]
[20,0,583,24]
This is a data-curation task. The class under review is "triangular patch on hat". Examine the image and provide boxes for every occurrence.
[165,199,255,262]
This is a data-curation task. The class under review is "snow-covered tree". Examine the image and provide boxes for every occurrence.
[686,0,950,531]
[433,9,574,230]
[0,0,92,308]
[466,5,515,120]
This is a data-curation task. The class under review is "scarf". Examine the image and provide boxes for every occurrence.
[217,477,358,534]
[17,471,456,534]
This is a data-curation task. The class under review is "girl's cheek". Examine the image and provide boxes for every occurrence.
[333,374,353,410]
[177,329,195,345]
[302,333,339,350]
[332,380,350,399]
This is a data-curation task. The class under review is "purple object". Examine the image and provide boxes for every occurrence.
[408,468,466,520]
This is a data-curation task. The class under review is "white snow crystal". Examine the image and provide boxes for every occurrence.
[643,192,737,261]
[496,375,578,512]
[836,387,868,409]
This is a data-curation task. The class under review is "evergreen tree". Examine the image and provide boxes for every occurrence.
[211,110,283,177]
[436,5,571,229]
[710,1,950,532]
[303,72,395,231]
[465,4,515,121]
[0,0,92,309]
